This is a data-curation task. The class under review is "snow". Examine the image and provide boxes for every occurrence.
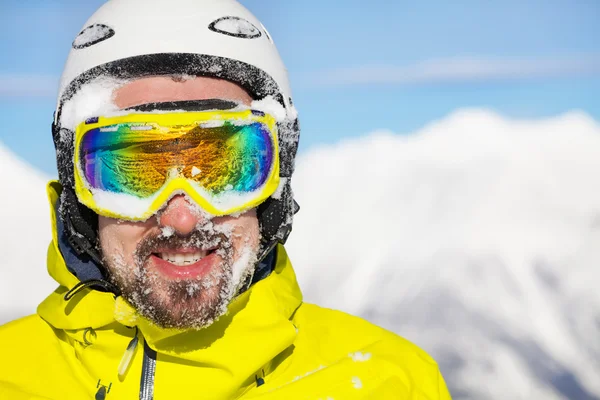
[160,226,175,238]
[59,77,125,131]
[85,181,268,221]
[227,240,258,296]
[2,108,600,399]
[285,108,600,399]
[271,177,288,200]
[199,120,226,128]
[251,96,289,122]
[0,142,54,323]
[88,186,161,219]
[349,351,371,362]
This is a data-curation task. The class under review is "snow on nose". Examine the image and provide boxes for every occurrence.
[158,195,206,235]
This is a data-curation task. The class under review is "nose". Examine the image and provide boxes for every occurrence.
[158,195,207,236]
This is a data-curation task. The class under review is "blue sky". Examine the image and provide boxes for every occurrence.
[1,0,599,175]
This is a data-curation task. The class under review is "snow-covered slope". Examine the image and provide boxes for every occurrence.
[0,142,55,323]
[286,109,600,400]
[2,109,599,399]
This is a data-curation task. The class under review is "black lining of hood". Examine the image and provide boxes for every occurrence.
[55,199,105,283]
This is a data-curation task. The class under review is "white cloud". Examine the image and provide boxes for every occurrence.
[5,55,599,98]
[311,55,600,86]
[2,109,600,398]
[0,74,58,97]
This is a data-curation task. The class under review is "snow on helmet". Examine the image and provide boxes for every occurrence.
[52,0,300,275]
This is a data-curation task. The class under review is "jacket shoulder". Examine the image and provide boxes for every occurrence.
[0,315,87,400]
[0,314,59,348]
[290,303,451,399]
[0,314,59,371]
[293,302,433,360]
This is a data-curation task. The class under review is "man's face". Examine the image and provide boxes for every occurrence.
[98,76,260,330]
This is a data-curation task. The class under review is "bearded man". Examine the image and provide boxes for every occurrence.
[0,1,451,399]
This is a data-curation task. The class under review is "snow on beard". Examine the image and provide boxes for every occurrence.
[107,218,259,330]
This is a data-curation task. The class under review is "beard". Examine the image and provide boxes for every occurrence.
[105,221,259,330]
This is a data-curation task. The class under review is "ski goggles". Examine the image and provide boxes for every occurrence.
[73,109,280,220]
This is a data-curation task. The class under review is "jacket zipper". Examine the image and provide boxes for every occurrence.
[139,341,157,400]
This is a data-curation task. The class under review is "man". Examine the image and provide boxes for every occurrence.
[0,0,451,399]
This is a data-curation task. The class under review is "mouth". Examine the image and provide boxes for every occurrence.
[149,247,220,279]
[155,250,211,266]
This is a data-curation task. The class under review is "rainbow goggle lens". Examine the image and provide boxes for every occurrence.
[73,109,280,220]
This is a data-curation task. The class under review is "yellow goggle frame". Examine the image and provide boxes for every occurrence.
[73,109,280,221]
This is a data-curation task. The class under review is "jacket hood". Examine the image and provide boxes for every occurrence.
[37,180,304,398]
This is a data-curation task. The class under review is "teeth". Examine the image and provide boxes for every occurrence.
[159,251,208,266]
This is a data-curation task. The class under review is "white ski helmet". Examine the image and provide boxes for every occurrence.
[52,0,300,276]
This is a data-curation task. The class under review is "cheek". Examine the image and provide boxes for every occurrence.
[98,216,153,262]
[218,212,260,249]
[236,220,260,249]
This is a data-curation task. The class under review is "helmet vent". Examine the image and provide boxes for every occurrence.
[209,16,262,39]
[72,24,115,49]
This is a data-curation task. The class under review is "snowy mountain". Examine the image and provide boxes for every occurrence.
[2,109,600,399]
[0,142,55,323]
[286,109,600,399]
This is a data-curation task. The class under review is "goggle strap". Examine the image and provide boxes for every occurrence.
[125,99,240,113]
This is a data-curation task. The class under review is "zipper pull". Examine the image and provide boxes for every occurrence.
[118,328,139,379]
[95,385,107,400]
[95,380,112,399]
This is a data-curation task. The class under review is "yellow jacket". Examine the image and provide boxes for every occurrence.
[0,183,451,399]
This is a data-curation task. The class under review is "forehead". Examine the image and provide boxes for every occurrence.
[113,76,253,110]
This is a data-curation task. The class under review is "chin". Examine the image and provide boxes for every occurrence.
[107,231,259,329]
[118,256,234,330]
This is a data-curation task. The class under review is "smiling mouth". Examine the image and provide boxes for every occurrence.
[152,249,217,267]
